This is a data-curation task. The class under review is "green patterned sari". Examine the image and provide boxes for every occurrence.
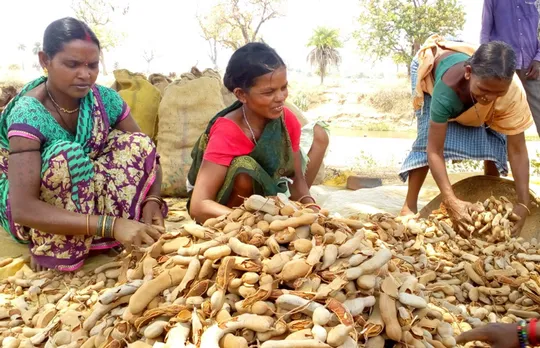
[187,101,295,206]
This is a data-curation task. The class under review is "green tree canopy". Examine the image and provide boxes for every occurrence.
[307,27,342,84]
[355,0,465,72]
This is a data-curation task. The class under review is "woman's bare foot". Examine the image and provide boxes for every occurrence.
[30,256,48,272]
[400,204,417,216]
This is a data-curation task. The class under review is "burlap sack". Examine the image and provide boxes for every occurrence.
[0,86,18,109]
[148,73,172,95]
[112,69,161,140]
[221,88,238,108]
[157,76,226,197]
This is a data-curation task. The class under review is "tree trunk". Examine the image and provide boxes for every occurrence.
[100,51,108,76]
[209,40,218,70]
[320,63,326,85]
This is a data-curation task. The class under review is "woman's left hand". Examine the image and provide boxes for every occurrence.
[142,201,165,228]
[511,204,528,236]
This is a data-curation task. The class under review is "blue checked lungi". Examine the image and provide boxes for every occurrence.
[398,58,508,182]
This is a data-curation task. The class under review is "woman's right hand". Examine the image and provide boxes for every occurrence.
[456,323,519,348]
[445,198,482,237]
[113,218,163,250]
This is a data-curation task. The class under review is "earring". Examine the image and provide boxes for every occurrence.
[43,68,48,77]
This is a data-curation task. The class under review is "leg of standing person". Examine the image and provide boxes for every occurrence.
[484,160,501,176]
[401,166,430,215]
[518,70,540,136]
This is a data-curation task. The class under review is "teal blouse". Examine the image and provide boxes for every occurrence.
[430,52,471,123]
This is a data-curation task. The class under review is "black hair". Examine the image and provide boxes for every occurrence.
[466,41,516,80]
[43,17,100,58]
[223,42,286,92]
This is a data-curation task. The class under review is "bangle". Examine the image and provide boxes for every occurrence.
[529,318,538,346]
[304,203,321,211]
[143,195,165,208]
[86,215,90,236]
[96,215,104,238]
[110,217,117,239]
[518,320,528,348]
[518,203,531,215]
[100,216,106,238]
[297,195,316,204]
[104,216,114,239]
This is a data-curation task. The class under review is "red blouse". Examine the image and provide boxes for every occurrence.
[203,107,301,166]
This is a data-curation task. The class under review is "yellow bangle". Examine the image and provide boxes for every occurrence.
[518,203,531,215]
[86,215,90,236]
[101,216,106,238]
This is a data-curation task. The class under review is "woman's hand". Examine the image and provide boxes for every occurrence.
[113,218,163,251]
[142,201,165,228]
[309,205,320,213]
[445,198,483,237]
[511,204,528,236]
[456,323,519,348]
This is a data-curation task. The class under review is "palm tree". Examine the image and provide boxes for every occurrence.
[17,44,26,70]
[307,27,342,85]
[32,42,42,55]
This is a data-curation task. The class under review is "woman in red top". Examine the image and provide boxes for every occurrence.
[187,43,327,223]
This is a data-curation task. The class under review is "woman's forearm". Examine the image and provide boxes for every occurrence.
[427,150,456,203]
[508,135,530,206]
[191,200,232,224]
[147,164,163,197]
[289,176,312,203]
[11,198,100,237]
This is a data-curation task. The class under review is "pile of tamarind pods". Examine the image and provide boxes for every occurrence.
[0,194,539,348]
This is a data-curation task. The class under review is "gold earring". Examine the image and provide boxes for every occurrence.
[43,68,48,77]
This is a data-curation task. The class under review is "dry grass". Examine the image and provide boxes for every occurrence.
[367,88,411,116]
[360,79,411,119]
[288,82,327,112]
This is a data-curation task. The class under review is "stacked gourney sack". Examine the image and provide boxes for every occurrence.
[1,194,539,348]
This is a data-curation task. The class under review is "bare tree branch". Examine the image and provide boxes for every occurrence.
[198,0,283,52]
[252,0,280,41]
[142,50,155,63]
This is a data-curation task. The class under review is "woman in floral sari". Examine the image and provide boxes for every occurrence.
[0,17,165,271]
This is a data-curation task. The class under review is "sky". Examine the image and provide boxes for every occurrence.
[0,0,484,77]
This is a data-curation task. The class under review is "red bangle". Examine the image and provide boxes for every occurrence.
[529,318,538,346]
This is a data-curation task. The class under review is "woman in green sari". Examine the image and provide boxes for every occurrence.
[188,43,328,223]
[0,18,165,271]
